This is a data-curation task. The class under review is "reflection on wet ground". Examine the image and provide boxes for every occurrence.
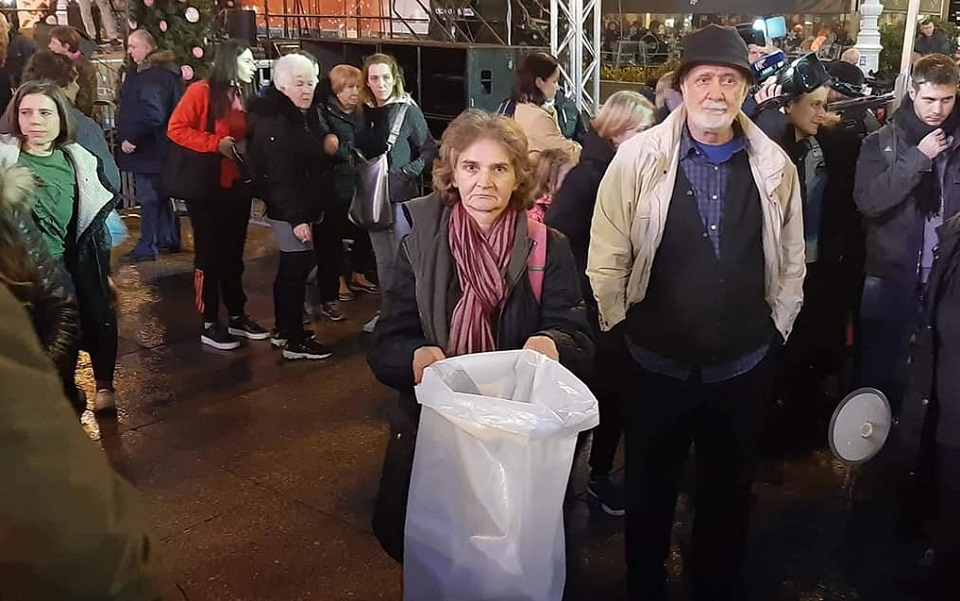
[79,217,928,600]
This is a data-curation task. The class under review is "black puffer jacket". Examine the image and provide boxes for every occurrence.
[0,165,79,373]
[246,86,336,225]
[368,194,594,415]
[320,96,360,205]
[545,130,616,305]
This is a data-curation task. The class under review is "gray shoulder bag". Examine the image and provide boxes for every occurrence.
[349,103,409,231]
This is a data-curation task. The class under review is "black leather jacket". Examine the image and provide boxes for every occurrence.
[4,200,80,374]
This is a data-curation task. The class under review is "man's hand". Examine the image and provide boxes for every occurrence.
[523,335,559,361]
[413,346,446,384]
[918,128,949,159]
[217,136,236,158]
[754,83,782,106]
[323,134,339,155]
[293,223,312,244]
[120,140,136,154]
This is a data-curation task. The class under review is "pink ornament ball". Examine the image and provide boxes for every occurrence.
[192,46,204,58]
[143,0,154,6]
[181,65,194,80]
[128,19,138,29]
[159,20,168,31]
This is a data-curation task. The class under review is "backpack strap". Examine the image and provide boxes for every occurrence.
[526,217,548,305]
[497,98,517,118]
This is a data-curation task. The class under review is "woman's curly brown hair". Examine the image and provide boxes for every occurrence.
[431,110,536,212]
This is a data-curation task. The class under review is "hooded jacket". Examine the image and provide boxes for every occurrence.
[246,85,336,225]
[0,164,79,374]
[587,106,806,340]
[115,50,183,175]
[545,130,616,304]
[0,135,118,352]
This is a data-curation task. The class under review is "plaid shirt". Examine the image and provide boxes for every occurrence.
[678,125,746,255]
[627,126,770,383]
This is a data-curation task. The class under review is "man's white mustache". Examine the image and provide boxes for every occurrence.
[703,103,729,110]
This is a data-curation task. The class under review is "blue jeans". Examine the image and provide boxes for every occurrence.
[858,275,923,412]
[132,173,181,257]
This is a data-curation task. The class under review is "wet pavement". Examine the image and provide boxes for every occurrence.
[78,215,929,601]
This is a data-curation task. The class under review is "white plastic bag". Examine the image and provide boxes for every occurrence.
[404,349,599,601]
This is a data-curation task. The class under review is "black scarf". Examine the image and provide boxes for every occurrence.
[894,97,960,217]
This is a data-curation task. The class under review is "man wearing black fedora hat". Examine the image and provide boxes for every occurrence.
[588,24,805,600]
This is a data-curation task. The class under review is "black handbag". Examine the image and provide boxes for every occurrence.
[160,102,221,201]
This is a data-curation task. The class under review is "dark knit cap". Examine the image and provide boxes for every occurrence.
[676,24,754,85]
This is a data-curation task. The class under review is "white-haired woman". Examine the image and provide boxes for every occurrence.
[545,89,656,516]
[246,51,337,360]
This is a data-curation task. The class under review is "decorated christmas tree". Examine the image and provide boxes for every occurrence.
[127,0,216,82]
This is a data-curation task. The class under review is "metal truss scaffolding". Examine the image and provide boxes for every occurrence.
[551,0,601,116]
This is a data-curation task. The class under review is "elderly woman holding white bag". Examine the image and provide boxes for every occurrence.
[366,109,594,565]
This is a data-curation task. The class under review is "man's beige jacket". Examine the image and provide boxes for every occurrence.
[587,106,806,341]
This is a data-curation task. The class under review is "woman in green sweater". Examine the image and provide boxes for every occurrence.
[0,81,119,413]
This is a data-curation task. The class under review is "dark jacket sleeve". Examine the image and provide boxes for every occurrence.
[119,72,171,147]
[855,127,931,218]
[13,205,80,372]
[367,241,432,394]
[545,166,600,302]
[317,107,350,164]
[535,229,595,380]
[247,113,314,226]
[0,284,162,601]
[753,106,789,147]
[396,105,437,178]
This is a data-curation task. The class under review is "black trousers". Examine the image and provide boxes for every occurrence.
[623,354,774,601]
[587,326,628,477]
[779,262,845,397]
[935,444,960,601]
[344,221,374,279]
[274,249,314,343]
[313,205,347,303]
[186,187,251,323]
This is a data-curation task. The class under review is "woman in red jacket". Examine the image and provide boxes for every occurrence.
[167,39,269,350]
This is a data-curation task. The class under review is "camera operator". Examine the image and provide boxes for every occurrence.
[752,56,854,412]
[826,60,881,136]
[854,54,960,412]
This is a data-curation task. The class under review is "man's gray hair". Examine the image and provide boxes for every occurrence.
[128,29,156,49]
[840,48,860,65]
[273,52,319,89]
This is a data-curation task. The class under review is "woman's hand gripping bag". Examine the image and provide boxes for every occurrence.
[403,349,599,601]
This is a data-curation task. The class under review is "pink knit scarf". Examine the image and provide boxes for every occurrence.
[447,202,518,356]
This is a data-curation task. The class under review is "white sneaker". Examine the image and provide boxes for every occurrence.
[362,313,380,333]
[93,389,117,413]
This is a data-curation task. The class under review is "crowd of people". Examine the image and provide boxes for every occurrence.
[3,18,960,601]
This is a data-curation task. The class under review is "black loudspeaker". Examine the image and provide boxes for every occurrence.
[226,9,257,46]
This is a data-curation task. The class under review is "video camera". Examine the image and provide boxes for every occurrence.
[752,53,833,110]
